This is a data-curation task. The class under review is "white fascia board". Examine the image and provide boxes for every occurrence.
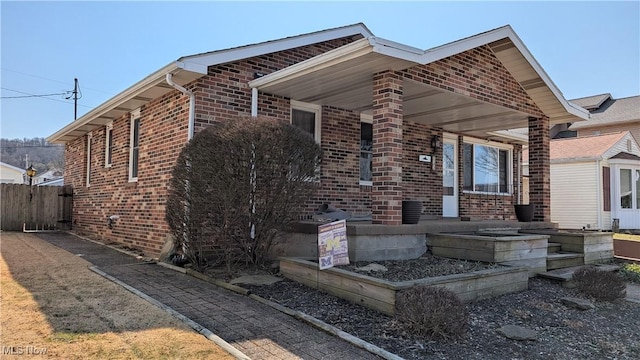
[551,157,600,164]
[486,131,529,143]
[249,38,375,89]
[608,158,640,165]
[181,24,373,67]
[47,61,205,144]
[369,37,424,63]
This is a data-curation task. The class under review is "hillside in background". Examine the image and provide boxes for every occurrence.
[0,137,64,173]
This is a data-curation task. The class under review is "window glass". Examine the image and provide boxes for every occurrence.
[463,143,473,191]
[620,169,632,209]
[360,122,373,182]
[463,143,510,194]
[635,169,640,210]
[130,118,140,180]
[292,109,315,139]
[105,124,113,167]
[443,142,454,195]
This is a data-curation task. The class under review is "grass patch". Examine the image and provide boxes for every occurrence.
[614,233,640,242]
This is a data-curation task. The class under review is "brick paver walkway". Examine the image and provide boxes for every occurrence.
[38,232,380,360]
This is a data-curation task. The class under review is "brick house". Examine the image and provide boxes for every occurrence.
[47,23,588,256]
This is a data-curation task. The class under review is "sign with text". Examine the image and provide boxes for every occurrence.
[318,219,349,270]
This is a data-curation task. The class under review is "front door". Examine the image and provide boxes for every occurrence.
[442,137,458,217]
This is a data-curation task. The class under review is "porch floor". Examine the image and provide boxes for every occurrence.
[292,218,557,236]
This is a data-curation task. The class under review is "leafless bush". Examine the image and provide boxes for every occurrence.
[395,286,469,340]
[166,116,321,271]
[573,267,626,302]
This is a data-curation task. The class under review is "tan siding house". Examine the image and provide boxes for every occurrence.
[549,132,640,230]
[0,162,25,184]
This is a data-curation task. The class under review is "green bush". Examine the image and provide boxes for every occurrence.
[573,267,626,302]
[619,263,640,284]
[395,286,468,340]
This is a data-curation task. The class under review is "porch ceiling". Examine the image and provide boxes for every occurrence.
[250,27,589,142]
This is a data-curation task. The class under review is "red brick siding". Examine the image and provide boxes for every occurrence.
[528,116,551,221]
[65,36,362,256]
[402,45,544,118]
[402,123,442,216]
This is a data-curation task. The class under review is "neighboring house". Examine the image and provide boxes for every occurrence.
[0,162,26,184]
[33,169,63,185]
[548,132,640,230]
[569,93,640,141]
[38,177,64,187]
[47,23,588,255]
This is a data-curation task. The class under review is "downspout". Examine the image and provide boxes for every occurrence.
[251,87,258,117]
[595,159,602,229]
[165,73,195,141]
[517,148,522,205]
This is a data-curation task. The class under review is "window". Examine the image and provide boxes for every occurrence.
[129,112,140,182]
[291,100,321,144]
[463,140,511,194]
[86,133,92,187]
[105,123,113,167]
[360,114,373,185]
[603,166,611,211]
[620,169,633,209]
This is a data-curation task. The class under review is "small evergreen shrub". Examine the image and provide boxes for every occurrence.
[573,267,626,301]
[619,263,640,284]
[395,286,468,340]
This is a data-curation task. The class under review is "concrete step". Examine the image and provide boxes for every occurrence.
[547,242,562,254]
[546,252,585,270]
[538,264,620,287]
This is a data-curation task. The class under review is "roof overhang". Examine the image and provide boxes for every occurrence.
[47,23,373,144]
[249,25,590,140]
[47,62,206,144]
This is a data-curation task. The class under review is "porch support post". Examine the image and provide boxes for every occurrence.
[372,70,403,225]
[528,116,551,222]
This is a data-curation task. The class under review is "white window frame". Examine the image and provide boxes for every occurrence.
[105,122,113,168]
[462,136,513,195]
[360,113,373,186]
[290,100,321,144]
[86,133,92,187]
[129,109,141,182]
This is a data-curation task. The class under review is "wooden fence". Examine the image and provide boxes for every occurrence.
[0,184,72,231]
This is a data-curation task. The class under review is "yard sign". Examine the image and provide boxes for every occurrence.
[318,219,349,270]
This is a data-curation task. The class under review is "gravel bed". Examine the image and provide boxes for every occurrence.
[241,259,640,360]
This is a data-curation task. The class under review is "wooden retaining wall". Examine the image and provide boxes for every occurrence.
[280,257,529,315]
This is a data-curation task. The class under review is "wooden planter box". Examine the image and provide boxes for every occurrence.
[279,257,529,316]
[520,229,614,264]
[614,238,640,261]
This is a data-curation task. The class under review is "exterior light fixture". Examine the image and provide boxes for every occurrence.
[431,135,441,152]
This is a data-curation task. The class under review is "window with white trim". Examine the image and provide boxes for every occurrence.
[360,114,373,185]
[290,100,321,144]
[86,133,92,187]
[463,139,512,194]
[105,123,113,167]
[129,111,140,182]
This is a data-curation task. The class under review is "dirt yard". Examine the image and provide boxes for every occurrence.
[0,232,234,359]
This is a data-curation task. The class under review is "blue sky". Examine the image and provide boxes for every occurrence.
[1,1,639,139]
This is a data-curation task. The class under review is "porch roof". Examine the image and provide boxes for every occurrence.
[249,25,589,140]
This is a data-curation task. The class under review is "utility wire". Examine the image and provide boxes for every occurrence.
[0,87,94,108]
[1,92,68,99]
[1,68,112,94]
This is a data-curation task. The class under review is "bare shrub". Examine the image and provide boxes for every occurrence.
[573,267,626,302]
[395,286,469,340]
[166,116,322,271]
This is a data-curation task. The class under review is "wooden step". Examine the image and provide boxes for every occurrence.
[547,242,562,254]
[546,252,584,270]
[538,264,620,287]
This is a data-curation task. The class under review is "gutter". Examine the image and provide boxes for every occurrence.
[166,73,195,141]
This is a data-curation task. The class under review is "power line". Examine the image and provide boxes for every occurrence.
[1,92,69,99]
[1,68,112,94]
[0,87,94,108]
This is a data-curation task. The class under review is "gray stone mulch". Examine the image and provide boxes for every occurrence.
[240,257,640,360]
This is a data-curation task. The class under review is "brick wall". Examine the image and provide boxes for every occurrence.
[66,37,548,255]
